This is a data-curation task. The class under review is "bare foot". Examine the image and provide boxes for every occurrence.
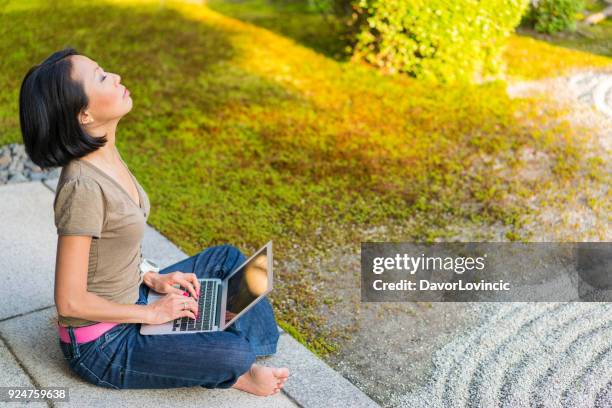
[232,364,290,396]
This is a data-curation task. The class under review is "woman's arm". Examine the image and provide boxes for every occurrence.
[54,235,154,324]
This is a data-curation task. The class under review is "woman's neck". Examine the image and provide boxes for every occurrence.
[82,145,121,167]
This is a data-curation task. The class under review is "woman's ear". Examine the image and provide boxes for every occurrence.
[79,109,93,126]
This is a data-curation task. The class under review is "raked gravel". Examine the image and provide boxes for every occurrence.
[0,142,60,184]
[392,302,612,408]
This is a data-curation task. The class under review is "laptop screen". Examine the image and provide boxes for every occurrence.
[224,245,271,326]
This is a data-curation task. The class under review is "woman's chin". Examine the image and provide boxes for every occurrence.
[117,105,133,120]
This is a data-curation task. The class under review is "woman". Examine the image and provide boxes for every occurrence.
[18,47,289,395]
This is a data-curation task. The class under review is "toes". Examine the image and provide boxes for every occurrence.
[274,367,290,378]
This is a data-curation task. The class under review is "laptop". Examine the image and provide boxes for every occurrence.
[140,241,273,335]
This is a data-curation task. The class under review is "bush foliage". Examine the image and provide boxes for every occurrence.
[522,0,584,34]
[347,0,529,83]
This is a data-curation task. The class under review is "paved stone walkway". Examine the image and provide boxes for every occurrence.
[0,178,379,408]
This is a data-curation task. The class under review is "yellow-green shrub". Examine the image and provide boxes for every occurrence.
[521,0,584,34]
[349,0,529,83]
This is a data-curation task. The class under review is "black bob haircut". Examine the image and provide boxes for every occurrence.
[19,47,107,170]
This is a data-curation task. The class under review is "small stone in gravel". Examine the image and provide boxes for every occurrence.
[29,172,48,181]
[0,142,61,186]
[7,173,29,184]
[0,155,10,169]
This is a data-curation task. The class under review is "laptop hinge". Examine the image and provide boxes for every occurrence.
[215,282,222,327]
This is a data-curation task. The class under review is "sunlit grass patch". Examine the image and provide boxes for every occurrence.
[505,34,612,80]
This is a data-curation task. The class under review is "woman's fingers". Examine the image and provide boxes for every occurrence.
[185,273,201,296]
[168,285,186,296]
[181,309,197,320]
[175,295,199,317]
[174,276,198,299]
[177,272,200,294]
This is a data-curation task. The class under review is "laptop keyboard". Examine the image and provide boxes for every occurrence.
[172,279,218,332]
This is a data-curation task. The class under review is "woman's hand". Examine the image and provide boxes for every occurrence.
[145,293,199,324]
[146,271,200,299]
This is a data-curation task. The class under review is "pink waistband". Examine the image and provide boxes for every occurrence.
[58,322,119,344]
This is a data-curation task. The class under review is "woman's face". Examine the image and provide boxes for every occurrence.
[70,55,131,125]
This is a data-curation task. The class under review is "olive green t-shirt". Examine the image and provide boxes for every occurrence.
[53,157,151,327]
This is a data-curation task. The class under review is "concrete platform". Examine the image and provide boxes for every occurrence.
[0,179,379,408]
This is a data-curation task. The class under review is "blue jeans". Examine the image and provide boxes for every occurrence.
[58,244,280,389]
